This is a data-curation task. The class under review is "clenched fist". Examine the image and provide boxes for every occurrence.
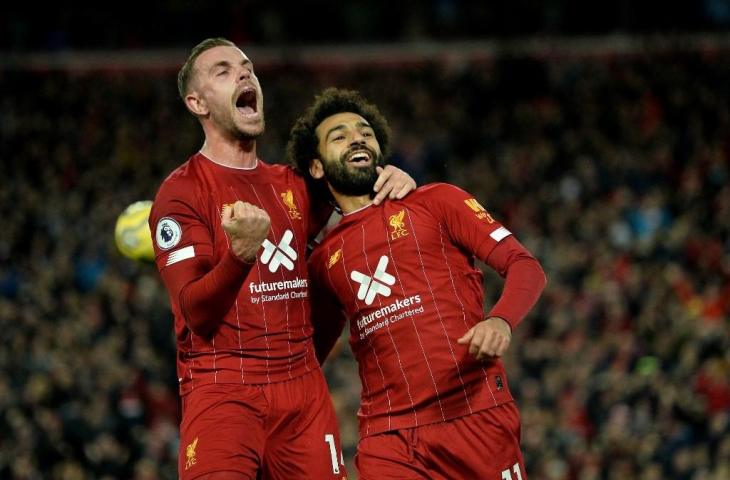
[221,201,271,263]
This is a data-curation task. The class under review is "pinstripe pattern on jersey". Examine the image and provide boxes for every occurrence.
[361,223,418,430]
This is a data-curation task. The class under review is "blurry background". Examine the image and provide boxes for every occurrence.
[2,1,729,479]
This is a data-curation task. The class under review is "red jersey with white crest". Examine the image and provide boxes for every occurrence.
[150,153,329,394]
[309,183,544,437]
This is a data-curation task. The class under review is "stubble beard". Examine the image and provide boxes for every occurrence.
[232,119,265,140]
[212,106,265,141]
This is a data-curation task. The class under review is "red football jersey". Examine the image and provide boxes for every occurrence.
[150,153,328,393]
[309,183,527,437]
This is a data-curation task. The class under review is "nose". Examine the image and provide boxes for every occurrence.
[349,131,367,146]
[238,67,251,82]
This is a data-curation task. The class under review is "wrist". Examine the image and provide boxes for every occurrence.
[485,316,512,335]
[228,248,257,266]
[230,239,260,264]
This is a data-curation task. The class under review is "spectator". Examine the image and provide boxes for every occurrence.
[1,50,728,478]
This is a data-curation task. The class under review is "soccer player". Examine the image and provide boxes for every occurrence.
[149,39,415,480]
[289,88,547,479]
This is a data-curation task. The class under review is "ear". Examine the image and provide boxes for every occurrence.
[309,158,325,180]
[185,91,209,116]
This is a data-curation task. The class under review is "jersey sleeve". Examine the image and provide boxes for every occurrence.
[149,176,215,270]
[150,176,252,337]
[427,183,546,329]
[426,183,513,262]
[482,237,546,329]
[307,248,347,364]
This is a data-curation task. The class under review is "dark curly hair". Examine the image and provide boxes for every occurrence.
[287,88,391,189]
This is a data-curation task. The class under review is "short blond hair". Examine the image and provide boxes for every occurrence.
[177,37,235,100]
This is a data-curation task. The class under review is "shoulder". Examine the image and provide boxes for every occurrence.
[307,242,327,278]
[395,183,490,222]
[154,156,202,202]
[150,157,208,222]
[309,236,340,267]
[397,182,471,207]
[414,182,469,198]
[309,238,330,262]
[258,162,311,203]
[260,162,306,184]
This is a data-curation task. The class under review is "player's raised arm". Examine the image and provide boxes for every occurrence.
[221,200,271,262]
[150,187,265,338]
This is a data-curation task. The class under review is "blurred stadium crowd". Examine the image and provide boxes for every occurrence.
[1,47,729,479]
[4,1,730,51]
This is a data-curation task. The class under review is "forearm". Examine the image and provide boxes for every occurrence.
[177,250,253,337]
[483,236,546,330]
[487,256,546,330]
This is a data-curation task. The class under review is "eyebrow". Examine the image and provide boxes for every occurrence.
[325,121,372,140]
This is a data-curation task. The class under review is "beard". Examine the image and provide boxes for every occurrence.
[322,146,384,196]
[211,105,265,140]
[232,119,265,140]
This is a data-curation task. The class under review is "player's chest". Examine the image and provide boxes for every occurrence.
[207,183,308,251]
[323,209,444,298]
[208,180,305,221]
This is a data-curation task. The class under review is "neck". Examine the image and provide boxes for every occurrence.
[200,125,258,168]
[330,188,373,215]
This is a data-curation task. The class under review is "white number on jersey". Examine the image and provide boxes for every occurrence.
[501,462,523,480]
[324,433,343,475]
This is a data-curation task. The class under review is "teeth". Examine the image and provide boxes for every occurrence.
[350,153,369,161]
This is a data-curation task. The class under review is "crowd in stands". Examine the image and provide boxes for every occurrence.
[6,2,730,52]
[1,49,728,479]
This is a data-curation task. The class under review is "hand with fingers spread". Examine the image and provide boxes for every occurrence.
[457,317,512,360]
[372,165,417,205]
[221,201,271,263]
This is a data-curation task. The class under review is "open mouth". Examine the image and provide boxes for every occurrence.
[347,149,372,166]
[235,87,258,116]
